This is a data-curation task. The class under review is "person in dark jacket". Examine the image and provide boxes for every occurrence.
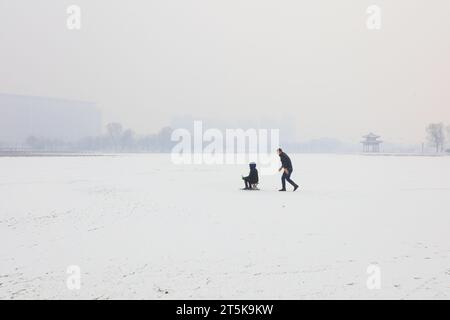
[242,162,259,189]
[277,148,299,192]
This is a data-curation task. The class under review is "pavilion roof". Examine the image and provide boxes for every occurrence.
[362,132,380,139]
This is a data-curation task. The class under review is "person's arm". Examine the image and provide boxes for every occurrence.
[279,154,287,171]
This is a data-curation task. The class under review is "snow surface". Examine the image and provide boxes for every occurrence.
[0,154,449,299]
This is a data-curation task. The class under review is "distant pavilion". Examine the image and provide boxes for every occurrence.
[361,133,382,152]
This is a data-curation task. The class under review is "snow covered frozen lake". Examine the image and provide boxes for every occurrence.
[0,154,449,299]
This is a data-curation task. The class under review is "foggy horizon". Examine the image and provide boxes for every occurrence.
[0,91,431,151]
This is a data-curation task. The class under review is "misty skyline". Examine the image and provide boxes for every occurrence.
[0,93,101,144]
[1,1,450,144]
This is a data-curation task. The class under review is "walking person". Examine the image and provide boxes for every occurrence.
[277,148,299,192]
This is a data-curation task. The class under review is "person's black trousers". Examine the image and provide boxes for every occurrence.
[243,178,255,189]
[282,169,298,190]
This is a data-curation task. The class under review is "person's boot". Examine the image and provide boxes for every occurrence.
[293,185,299,192]
[278,188,286,192]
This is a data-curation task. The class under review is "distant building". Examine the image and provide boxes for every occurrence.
[361,133,382,152]
[0,94,101,145]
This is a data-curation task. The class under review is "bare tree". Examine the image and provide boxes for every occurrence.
[157,126,174,152]
[447,125,450,152]
[121,129,135,151]
[106,122,123,151]
[426,123,445,153]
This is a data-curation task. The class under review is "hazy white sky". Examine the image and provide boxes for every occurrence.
[1,0,449,144]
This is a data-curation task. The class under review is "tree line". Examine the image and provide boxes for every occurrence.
[24,123,175,152]
[8,122,450,154]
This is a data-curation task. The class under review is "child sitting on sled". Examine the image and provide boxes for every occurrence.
[242,162,259,190]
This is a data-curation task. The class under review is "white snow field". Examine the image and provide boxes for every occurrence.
[0,154,449,300]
